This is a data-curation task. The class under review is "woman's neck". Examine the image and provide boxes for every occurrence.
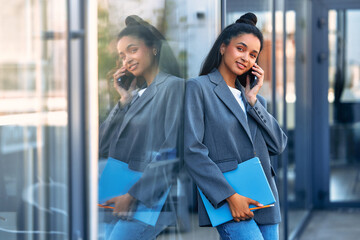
[218,61,236,88]
[143,64,159,86]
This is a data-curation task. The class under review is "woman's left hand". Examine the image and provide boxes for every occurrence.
[245,63,264,107]
[103,193,136,219]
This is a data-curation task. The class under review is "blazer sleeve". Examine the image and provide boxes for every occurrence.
[184,79,236,209]
[99,103,126,158]
[127,78,183,207]
[246,96,288,155]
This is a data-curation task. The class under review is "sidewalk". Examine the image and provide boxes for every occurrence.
[300,209,360,240]
[156,209,360,240]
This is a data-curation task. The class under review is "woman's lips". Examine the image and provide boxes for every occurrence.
[128,63,138,71]
[236,62,246,70]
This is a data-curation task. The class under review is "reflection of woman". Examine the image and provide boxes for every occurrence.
[99,16,183,240]
[184,13,287,239]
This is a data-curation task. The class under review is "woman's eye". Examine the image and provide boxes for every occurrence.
[237,47,244,51]
[130,48,138,53]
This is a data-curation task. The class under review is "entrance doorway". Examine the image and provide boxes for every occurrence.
[312,0,360,208]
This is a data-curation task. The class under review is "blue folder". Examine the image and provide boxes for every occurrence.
[98,157,170,226]
[198,157,275,227]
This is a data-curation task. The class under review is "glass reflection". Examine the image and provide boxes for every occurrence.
[98,1,221,239]
[98,15,184,239]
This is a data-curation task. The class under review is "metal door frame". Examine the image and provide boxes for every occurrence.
[66,0,98,239]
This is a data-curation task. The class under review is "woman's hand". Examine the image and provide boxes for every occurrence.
[226,193,263,222]
[245,63,264,107]
[113,66,137,108]
[103,193,136,219]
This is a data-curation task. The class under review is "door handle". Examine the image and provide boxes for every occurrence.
[317,17,327,29]
[317,52,328,63]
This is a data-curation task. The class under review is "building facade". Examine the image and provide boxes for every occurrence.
[0,0,360,239]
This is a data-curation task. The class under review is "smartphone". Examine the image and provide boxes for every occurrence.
[238,70,258,89]
[248,71,258,89]
[116,72,135,90]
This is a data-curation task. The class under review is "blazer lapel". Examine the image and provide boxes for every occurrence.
[209,70,253,144]
[116,73,166,139]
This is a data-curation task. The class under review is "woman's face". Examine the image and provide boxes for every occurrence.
[220,33,261,77]
[117,35,156,77]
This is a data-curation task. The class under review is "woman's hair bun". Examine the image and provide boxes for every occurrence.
[125,15,145,27]
[236,12,257,26]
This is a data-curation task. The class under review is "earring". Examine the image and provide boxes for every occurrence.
[153,49,157,56]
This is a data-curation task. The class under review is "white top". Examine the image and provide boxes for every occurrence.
[228,86,247,119]
[129,88,147,106]
[138,88,147,97]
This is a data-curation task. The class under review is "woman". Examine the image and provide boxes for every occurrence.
[99,15,183,240]
[184,13,287,239]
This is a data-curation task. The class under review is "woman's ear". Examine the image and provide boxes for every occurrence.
[220,43,225,56]
[153,48,158,56]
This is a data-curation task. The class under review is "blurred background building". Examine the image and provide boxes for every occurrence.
[0,0,360,239]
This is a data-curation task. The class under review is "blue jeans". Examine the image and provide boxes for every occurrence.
[216,219,279,240]
[105,219,167,240]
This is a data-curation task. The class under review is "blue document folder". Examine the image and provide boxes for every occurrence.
[198,157,275,227]
[98,157,170,226]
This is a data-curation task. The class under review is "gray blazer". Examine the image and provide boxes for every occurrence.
[184,69,287,226]
[99,72,184,224]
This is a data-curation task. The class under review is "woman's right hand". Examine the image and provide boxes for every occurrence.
[226,193,263,222]
[113,66,137,108]
[103,193,136,220]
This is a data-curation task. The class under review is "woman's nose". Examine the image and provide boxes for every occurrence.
[241,53,249,62]
[123,55,133,65]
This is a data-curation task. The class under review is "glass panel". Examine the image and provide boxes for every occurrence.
[279,0,311,237]
[0,1,68,239]
[288,0,312,230]
[285,9,306,234]
[274,2,287,238]
[96,1,302,239]
[284,9,296,203]
[329,9,360,202]
[97,0,219,239]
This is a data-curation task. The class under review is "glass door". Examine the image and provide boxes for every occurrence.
[0,1,69,239]
[328,9,360,203]
[311,0,360,208]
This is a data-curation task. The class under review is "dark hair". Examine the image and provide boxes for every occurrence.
[117,15,181,77]
[200,12,263,76]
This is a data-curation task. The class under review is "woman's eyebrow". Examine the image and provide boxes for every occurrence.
[236,42,248,48]
[126,43,137,50]
[118,43,137,54]
[236,42,259,54]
